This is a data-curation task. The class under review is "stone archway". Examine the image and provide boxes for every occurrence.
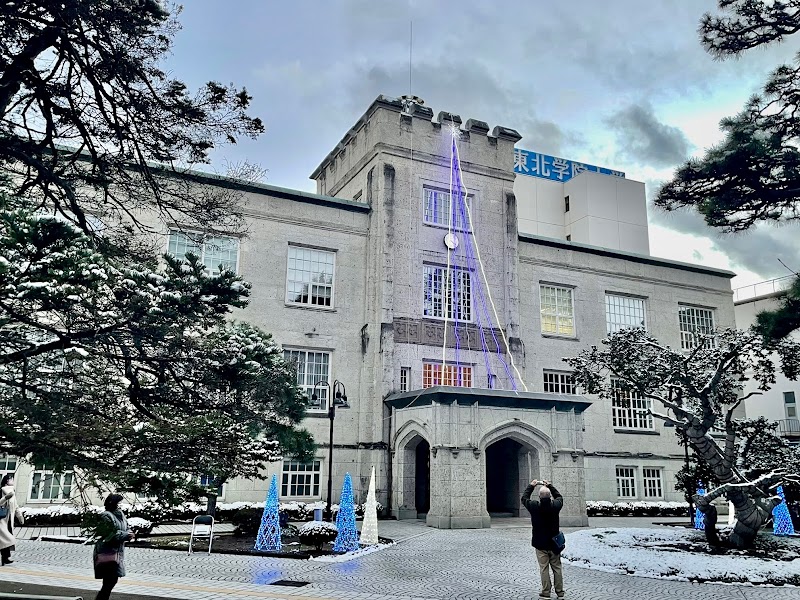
[486,437,529,516]
[479,421,556,518]
[392,421,432,520]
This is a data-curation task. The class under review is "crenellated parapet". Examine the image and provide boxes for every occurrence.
[310,95,522,196]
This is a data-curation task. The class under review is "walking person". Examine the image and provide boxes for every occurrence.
[93,494,134,600]
[522,479,565,599]
[0,473,24,565]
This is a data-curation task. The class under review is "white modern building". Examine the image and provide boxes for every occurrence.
[734,278,800,444]
[3,96,738,524]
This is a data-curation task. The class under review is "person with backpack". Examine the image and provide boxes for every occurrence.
[522,479,565,600]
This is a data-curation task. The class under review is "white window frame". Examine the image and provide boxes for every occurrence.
[678,305,716,350]
[422,186,472,230]
[423,265,472,322]
[284,349,331,413]
[615,466,637,499]
[281,459,322,498]
[285,245,336,309]
[198,475,226,500]
[785,391,797,419]
[167,229,239,274]
[611,379,654,431]
[29,467,74,502]
[605,293,647,334]
[539,284,575,337]
[543,370,576,394]
[0,455,17,482]
[642,468,663,499]
[399,367,410,393]
[422,362,473,389]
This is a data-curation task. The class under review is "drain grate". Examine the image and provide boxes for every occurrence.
[271,580,310,587]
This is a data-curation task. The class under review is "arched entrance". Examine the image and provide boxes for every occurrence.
[393,428,432,520]
[486,438,524,515]
[414,439,430,516]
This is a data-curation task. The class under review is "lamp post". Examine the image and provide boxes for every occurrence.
[312,379,349,522]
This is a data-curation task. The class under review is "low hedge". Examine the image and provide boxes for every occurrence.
[586,500,689,517]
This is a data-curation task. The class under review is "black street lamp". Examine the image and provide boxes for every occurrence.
[311,379,349,522]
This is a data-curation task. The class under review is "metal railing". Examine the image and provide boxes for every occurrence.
[733,275,795,303]
[777,418,800,437]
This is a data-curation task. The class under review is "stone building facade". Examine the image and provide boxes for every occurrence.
[6,96,736,526]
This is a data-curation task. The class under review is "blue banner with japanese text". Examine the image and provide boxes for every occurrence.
[514,148,624,182]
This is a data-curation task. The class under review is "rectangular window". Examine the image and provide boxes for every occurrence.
[286,246,335,307]
[679,306,716,350]
[539,284,575,337]
[786,392,798,419]
[611,379,653,430]
[284,349,331,411]
[564,196,570,212]
[423,265,472,322]
[616,467,636,499]
[422,363,473,388]
[29,467,73,501]
[543,370,576,394]
[198,474,225,499]
[0,455,16,481]
[423,187,471,229]
[566,234,571,242]
[606,294,646,334]
[642,468,663,499]
[281,460,321,497]
[168,230,238,273]
[400,367,410,392]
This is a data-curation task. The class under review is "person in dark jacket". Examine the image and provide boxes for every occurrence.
[93,494,134,600]
[522,479,564,599]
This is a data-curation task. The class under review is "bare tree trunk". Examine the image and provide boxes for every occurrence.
[205,492,218,517]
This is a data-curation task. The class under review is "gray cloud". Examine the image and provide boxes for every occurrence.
[607,103,692,168]
[648,185,800,279]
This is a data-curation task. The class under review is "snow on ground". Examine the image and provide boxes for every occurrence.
[563,527,800,586]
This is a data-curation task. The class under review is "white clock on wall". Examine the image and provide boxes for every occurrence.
[444,233,459,250]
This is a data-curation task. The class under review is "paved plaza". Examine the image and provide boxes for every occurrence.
[0,519,797,600]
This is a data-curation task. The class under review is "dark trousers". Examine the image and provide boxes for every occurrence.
[95,575,119,600]
[0,547,10,563]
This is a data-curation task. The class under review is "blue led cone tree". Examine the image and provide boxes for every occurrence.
[333,472,359,552]
[772,485,795,536]
[254,473,281,552]
[694,485,706,530]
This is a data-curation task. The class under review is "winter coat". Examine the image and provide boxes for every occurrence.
[0,485,24,550]
[521,483,563,551]
[93,510,131,578]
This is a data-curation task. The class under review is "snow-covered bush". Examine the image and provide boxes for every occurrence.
[298,520,338,550]
[127,516,154,536]
[586,500,689,517]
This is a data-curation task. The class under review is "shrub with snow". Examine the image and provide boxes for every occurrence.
[298,520,338,550]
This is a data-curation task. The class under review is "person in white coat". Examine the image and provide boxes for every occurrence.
[0,473,24,565]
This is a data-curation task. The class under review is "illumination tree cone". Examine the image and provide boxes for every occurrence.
[254,473,282,552]
[772,485,796,536]
[333,473,359,552]
[360,466,379,545]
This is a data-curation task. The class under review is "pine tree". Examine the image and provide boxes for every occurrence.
[359,466,379,545]
[655,0,800,339]
[333,473,359,553]
[254,474,282,552]
[773,486,796,536]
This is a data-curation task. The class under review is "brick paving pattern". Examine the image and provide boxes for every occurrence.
[0,519,796,599]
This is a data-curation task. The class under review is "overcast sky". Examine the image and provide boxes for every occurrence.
[164,0,800,291]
